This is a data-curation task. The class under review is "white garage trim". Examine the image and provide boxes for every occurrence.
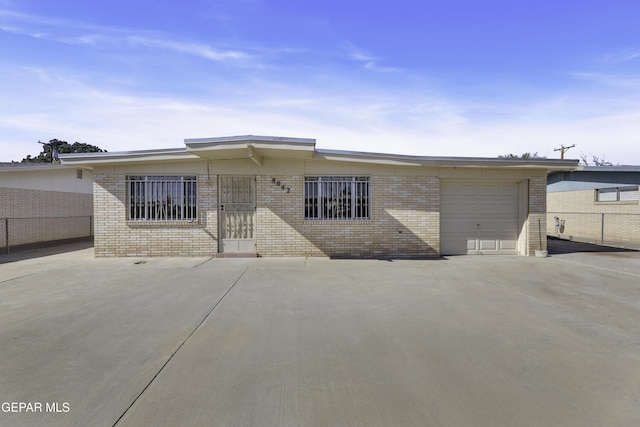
[441,181,521,255]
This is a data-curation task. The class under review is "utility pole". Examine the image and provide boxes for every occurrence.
[554,144,575,159]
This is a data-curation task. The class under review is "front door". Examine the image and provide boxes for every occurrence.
[219,176,256,253]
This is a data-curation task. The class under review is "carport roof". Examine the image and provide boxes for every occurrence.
[59,135,579,171]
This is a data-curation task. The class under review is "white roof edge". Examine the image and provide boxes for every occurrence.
[567,165,640,172]
[184,135,316,145]
[55,136,579,171]
[0,163,79,172]
[60,147,188,159]
[314,149,579,169]
[59,148,197,167]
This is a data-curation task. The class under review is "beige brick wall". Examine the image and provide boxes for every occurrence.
[256,175,439,258]
[527,175,548,253]
[547,189,640,244]
[0,187,92,218]
[92,167,548,258]
[0,187,93,248]
[93,174,218,257]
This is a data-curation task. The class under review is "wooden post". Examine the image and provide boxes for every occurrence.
[554,144,575,159]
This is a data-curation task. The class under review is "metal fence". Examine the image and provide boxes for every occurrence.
[1,216,93,254]
[547,212,640,250]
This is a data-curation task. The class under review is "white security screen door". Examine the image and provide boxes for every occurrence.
[219,176,256,253]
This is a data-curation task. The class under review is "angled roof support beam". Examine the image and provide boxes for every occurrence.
[247,144,263,166]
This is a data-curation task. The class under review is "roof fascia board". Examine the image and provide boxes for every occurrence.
[0,164,76,173]
[55,135,581,171]
[577,166,640,172]
[184,135,316,146]
[59,149,198,167]
[184,136,316,159]
[185,137,316,161]
[314,149,579,170]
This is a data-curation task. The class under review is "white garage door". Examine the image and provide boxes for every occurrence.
[441,182,519,255]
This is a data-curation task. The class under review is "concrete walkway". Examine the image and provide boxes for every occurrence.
[1,244,640,426]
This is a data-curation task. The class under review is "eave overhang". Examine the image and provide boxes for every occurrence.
[314,149,579,171]
[0,163,75,173]
[59,148,199,169]
[59,135,579,172]
[184,135,317,160]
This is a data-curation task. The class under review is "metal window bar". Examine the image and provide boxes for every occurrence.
[127,176,197,221]
[304,177,370,220]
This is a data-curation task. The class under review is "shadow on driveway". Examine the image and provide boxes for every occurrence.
[0,239,94,264]
[547,236,638,255]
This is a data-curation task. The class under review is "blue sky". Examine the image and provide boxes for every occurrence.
[1,0,639,164]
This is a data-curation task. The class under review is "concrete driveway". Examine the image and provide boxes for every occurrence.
[1,243,640,426]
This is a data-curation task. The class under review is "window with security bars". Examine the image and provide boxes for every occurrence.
[127,176,197,221]
[304,176,370,220]
[596,186,639,202]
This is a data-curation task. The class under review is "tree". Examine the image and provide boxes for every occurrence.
[21,139,106,163]
[579,153,613,166]
[498,152,544,159]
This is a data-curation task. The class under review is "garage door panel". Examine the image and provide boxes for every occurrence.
[478,186,498,196]
[500,240,517,251]
[441,201,475,213]
[441,182,519,255]
[442,223,476,233]
[478,221,517,233]
[477,204,516,216]
[479,240,497,251]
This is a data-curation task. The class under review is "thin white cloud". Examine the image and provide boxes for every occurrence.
[601,48,640,64]
[571,72,640,91]
[0,8,252,64]
[623,50,640,61]
[2,66,639,165]
[126,36,249,62]
[2,9,639,165]
[343,41,399,73]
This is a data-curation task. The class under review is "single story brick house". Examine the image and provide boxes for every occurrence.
[0,163,93,252]
[547,166,640,247]
[60,136,577,258]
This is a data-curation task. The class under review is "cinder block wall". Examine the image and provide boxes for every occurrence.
[0,187,92,247]
[256,175,440,258]
[92,174,218,257]
[547,189,640,243]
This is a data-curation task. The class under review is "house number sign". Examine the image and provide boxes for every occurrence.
[271,178,291,193]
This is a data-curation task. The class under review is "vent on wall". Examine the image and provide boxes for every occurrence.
[76,169,83,179]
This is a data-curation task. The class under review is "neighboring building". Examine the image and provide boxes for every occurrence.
[547,166,640,247]
[0,163,94,252]
[60,136,577,258]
